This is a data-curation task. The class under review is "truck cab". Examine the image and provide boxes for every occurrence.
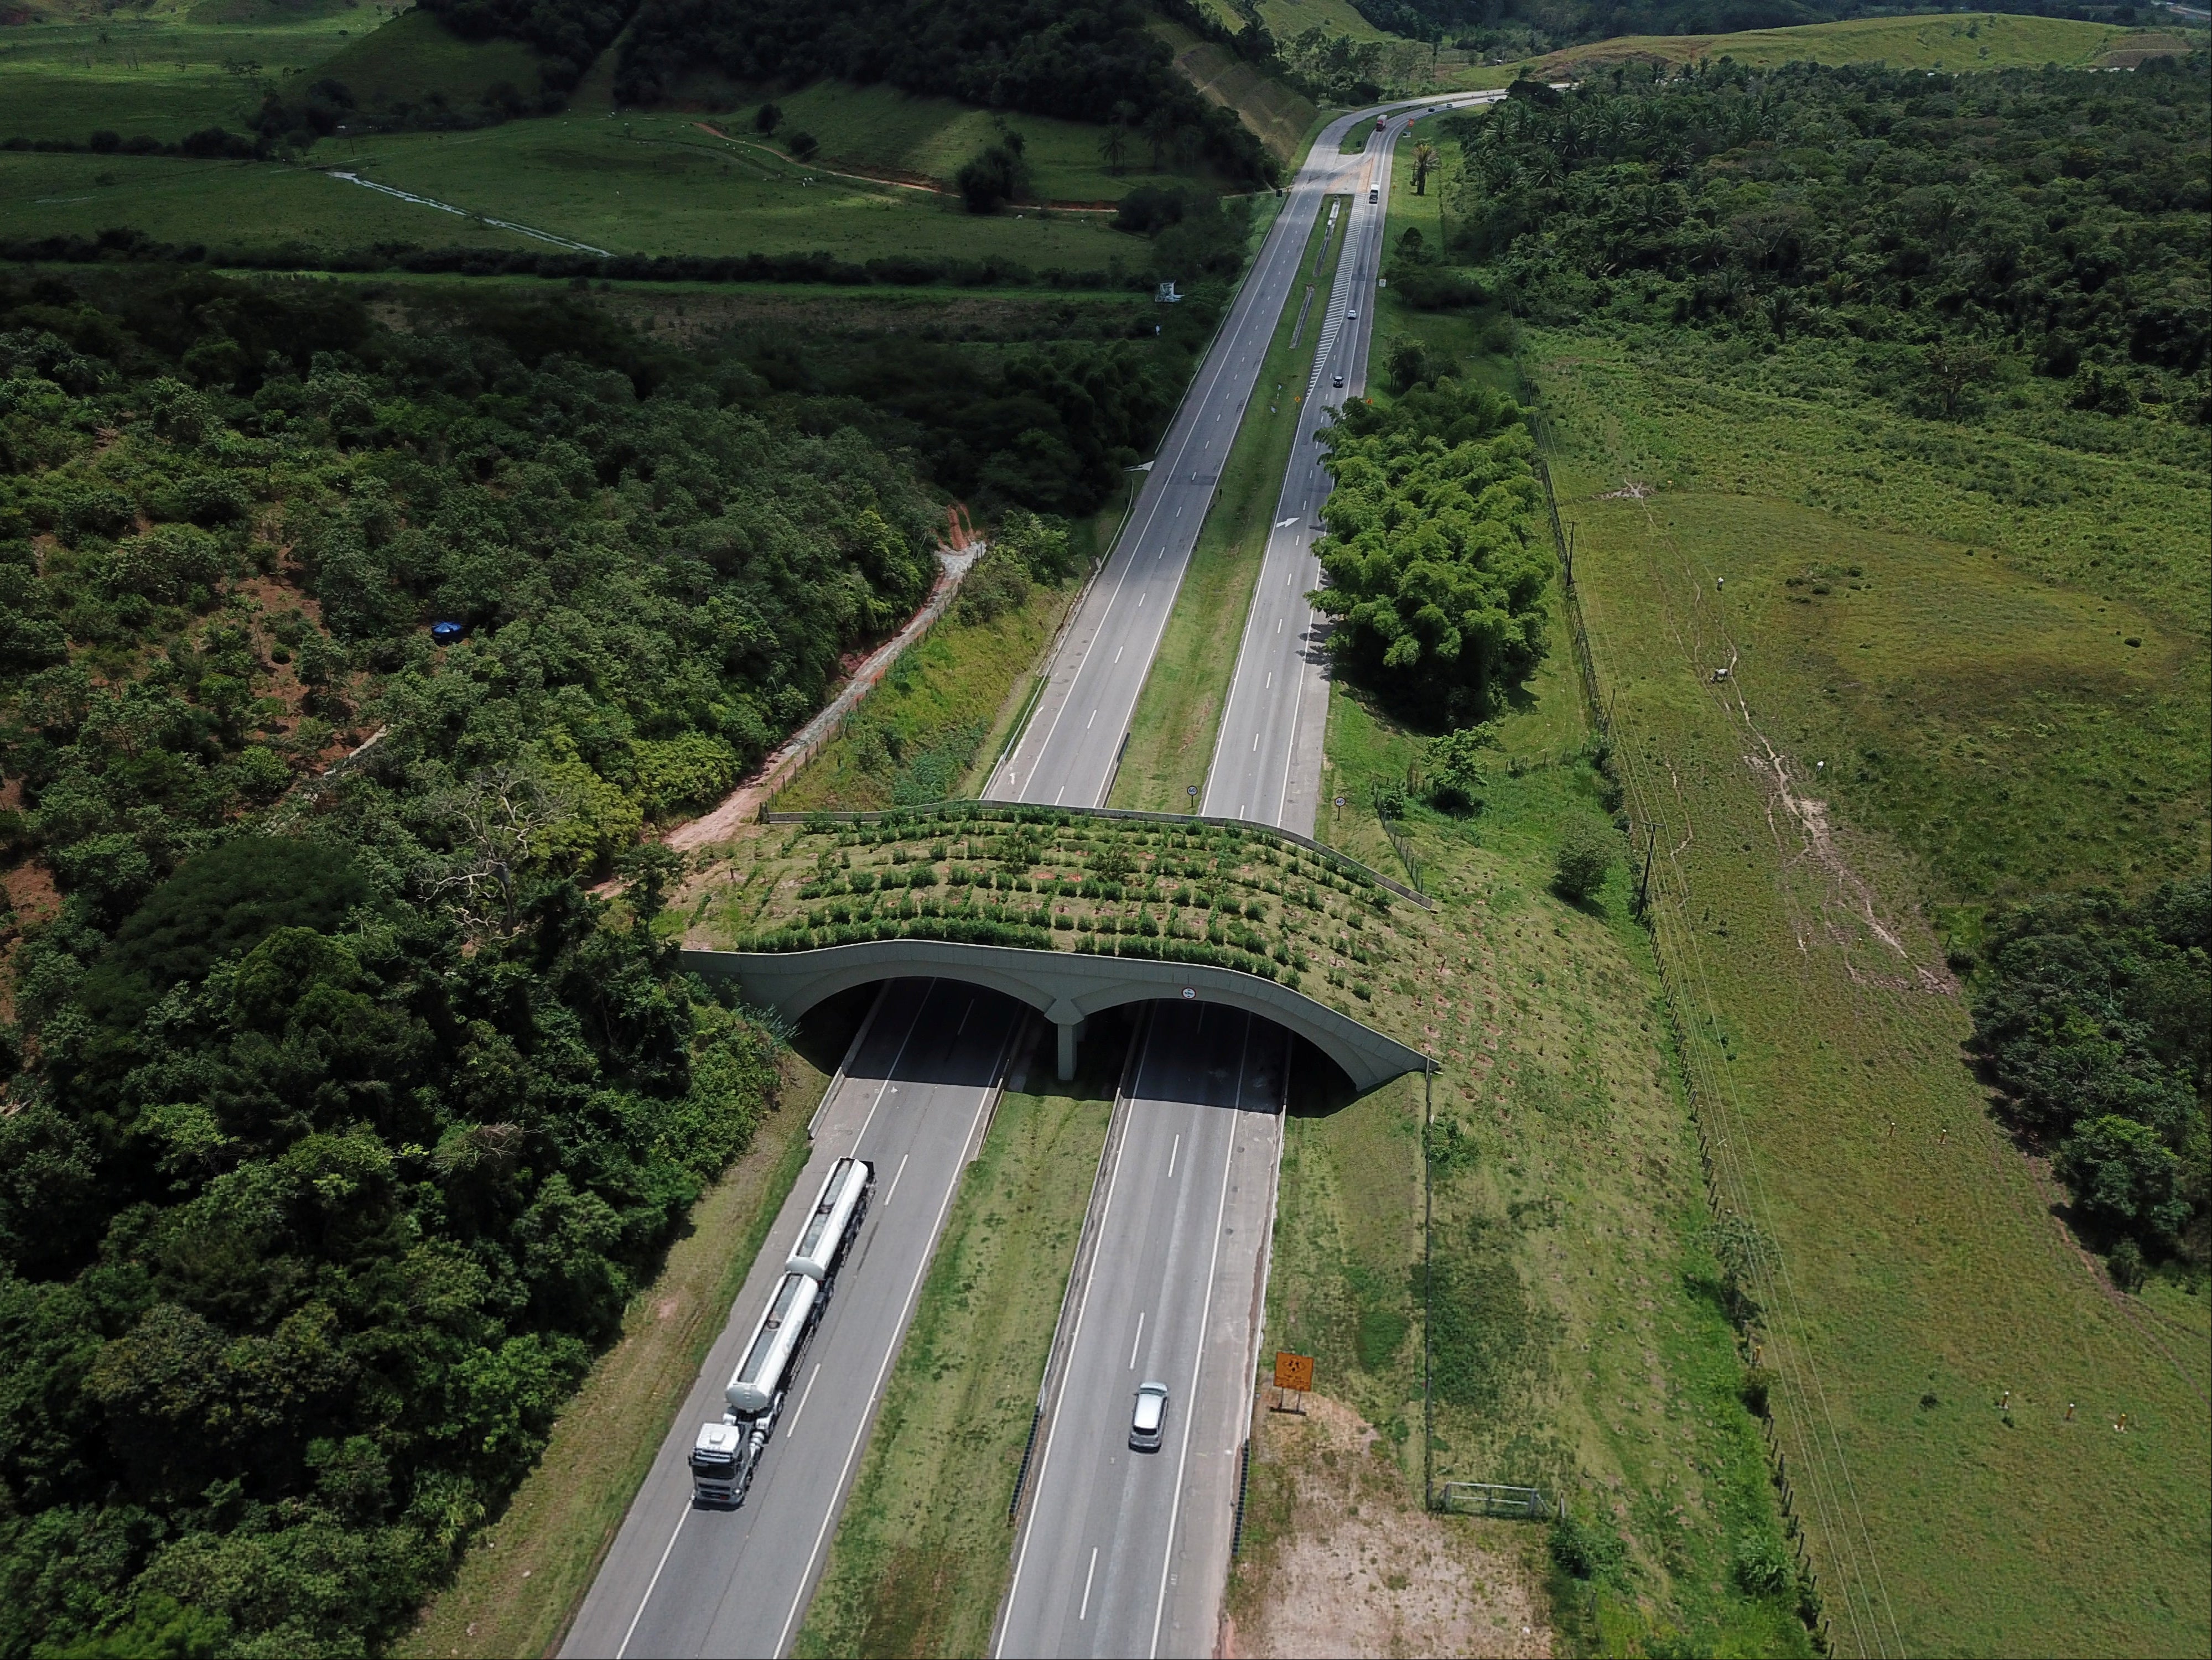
[689,1422,748,1505]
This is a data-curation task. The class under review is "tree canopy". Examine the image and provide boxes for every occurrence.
[1971,879,2210,1268]
[1442,56,2210,422]
[1312,380,1550,725]
[614,0,1275,185]
[0,265,1210,1657]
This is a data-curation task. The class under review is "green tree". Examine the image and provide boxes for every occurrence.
[1422,723,1494,812]
[1313,379,1549,723]
[1552,819,1614,904]
[2057,1115,2190,1242]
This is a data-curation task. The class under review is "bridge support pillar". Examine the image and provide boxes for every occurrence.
[1047,999,1085,1083]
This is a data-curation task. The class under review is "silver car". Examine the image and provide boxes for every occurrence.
[1130,1381,1169,1452]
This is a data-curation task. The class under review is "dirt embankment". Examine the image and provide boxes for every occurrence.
[1226,1394,1550,1659]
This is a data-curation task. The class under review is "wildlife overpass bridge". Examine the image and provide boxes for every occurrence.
[679,940,1428,1093]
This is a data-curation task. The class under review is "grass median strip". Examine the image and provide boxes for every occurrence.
[396,1045,828,1660]
[793,1036,1118,1659]
[1109,194,1349,812]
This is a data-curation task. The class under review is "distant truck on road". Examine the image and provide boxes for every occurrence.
[689,1157,873,1505]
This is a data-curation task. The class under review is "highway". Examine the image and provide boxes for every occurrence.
[995,1003,1287,1660]
[985,103,1395,812]
[989,96,1497,1660]
[568,96,1492,1660]
[559,980,1024,1660]
[1203,96,1507,835]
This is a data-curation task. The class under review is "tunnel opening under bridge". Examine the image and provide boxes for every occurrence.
[685,940,1421,1094]
[793,979,1354,1110]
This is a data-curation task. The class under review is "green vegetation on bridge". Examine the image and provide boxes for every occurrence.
[691,804,1435,1021]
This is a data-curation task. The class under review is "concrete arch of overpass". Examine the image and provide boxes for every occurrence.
[678,941,1429,1095]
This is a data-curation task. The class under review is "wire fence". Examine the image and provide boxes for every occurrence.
[1529,438,1853,1658]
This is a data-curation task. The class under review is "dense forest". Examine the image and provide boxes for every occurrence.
[1437,56,2210,421]
[1312,378,1550,725]
[0,268,1199,1656]
[614,0,1275,185]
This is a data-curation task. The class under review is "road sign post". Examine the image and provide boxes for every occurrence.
[1272,1350,1313,1414]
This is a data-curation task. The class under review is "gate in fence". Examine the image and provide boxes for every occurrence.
[1434,1481,1555,1521]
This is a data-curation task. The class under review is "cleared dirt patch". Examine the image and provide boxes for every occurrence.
[1228,1394,1549,1660]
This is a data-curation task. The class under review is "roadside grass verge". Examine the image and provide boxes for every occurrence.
[1530,12,2184,76]
[1108,194,1348,812]
[773,577,1078,815]
[792,1031,1118,1659]
[1234,173,1814,1652]
[1254,626,1812,1657]
[964,481,1134,798]
[394,1038,831,1660]
[1530,335,2211,1654]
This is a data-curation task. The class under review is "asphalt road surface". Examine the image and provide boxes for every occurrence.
[984,103,1386,813]
[1203,93,1508,836]
[559,980,1023,1660]
[995,1003,1287,1660]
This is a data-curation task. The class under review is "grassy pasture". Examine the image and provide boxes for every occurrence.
[1531,13,2189,76]
[1525,334,2210,915]
[730,80,1226,205]
[0,112,1139,267]
[1156,21,1320,170]
[1528,335,2212,1655]
[309,115,1127,263]
[1258,0,1405,44]
[793,1055,1116,1658]
[0,149,547,250]
[1109,195,1348,812]
[0,0,385,142]
[309,4,552,109]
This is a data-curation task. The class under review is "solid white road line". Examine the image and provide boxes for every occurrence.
[1147,1017,1250,1660]
[996,1018,1145,1657]
[772,1021,1014,1657]
[611,985,934,1658]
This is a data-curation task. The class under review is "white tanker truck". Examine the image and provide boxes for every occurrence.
[688,1156,874,1506]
